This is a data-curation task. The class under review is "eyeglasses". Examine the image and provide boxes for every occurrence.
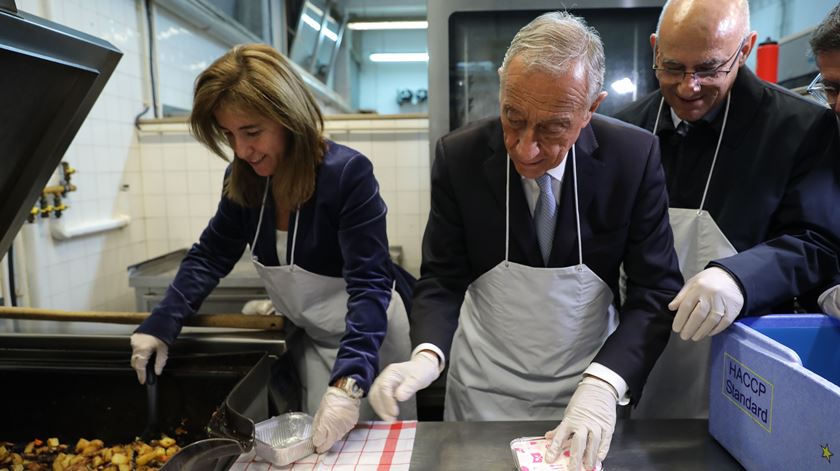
[807,73,839,107]
[652,36,747,85]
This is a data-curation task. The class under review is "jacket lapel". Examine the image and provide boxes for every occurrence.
[482,120,543,267]
[718,66,762,152]
[549,123,602,267]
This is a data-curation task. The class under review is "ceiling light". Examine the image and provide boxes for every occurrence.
[369,52,429,62]
[301,13,338,41]
[348,21,428,31]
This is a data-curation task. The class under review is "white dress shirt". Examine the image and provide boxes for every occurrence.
[521,155,567,215]
[275,229,288,266]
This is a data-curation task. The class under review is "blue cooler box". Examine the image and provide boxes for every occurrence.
[709,314,840,470]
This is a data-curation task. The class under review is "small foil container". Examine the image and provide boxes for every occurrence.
[254,412,315,466]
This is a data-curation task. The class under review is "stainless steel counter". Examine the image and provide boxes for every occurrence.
[128,249,267,313]
[127,247,405,314]
[410,420,744,470]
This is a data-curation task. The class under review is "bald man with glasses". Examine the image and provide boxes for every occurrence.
[615,0,840,419]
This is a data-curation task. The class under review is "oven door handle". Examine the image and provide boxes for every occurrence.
[0,306,284,330]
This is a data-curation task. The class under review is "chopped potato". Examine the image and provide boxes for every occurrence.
[6,435,181,471]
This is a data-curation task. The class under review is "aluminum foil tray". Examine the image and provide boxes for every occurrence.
[254,412,315,466]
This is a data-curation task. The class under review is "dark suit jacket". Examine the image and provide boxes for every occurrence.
[614,67,840,314]
[411,116,684,402]
[136,141,415,392]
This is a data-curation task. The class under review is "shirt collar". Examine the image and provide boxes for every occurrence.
[520,150,569,182]
[669,99,725,129]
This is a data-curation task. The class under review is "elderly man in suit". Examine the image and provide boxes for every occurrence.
[368,11,682,471]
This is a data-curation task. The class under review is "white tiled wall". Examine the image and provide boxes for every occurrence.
[137,118,431,278]
[14,0,149,323]
[137,132,229,258]
[325,118,431,276]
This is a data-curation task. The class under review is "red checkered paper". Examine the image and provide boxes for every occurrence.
[231,421,417,471]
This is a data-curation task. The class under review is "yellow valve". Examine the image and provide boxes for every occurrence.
[30,207,39,216]
[39,205,54,215]
[53,202,68,217]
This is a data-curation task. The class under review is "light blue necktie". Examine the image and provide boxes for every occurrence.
[534,174,556,265]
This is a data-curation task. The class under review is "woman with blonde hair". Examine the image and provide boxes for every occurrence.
[129,43,416,452]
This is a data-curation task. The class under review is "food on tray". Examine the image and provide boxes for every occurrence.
[0,435,181,471]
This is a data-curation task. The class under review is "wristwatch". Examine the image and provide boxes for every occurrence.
[333,376,364,399]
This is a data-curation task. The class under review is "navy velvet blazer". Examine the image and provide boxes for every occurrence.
[136,141,414,392]
[411,116,684,403]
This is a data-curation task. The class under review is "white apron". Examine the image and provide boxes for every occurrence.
[444,146,619,421]
[250,180,415,420]
[631,96,738,419]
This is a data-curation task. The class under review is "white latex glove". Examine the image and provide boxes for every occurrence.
[369,351,440,422]
[241,299,275,315]
[312,386,361,453]
[545,376,618,471]
[669,267,744,341]
[818,285,840,318]
[130,333,169,385]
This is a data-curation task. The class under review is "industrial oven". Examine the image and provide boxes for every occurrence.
[427,0,668,155]
[0,2,290,469]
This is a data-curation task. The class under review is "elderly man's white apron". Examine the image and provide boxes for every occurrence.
[444,146,619,421]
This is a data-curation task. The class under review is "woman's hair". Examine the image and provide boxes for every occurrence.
[191,43,326,208]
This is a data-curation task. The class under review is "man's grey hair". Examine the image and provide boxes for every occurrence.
[655,0,751,38]
[500,11,605,104]
[811,4,840,54]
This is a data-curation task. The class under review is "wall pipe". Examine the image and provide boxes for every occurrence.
[0,252,13,332]
[12,231,30,308]
[6,245,16,306]
[50,215,131,241]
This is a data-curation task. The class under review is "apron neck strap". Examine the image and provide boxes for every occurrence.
[505,155,511,264]
[570,145,583,267]
[251,177,271,254]
[698,92,731,214]
[289,210,301,266]
[652,95,665,136]
[251,177,301,266]
[505,145,583,266]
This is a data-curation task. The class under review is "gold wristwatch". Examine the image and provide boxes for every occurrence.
[333,376,364,399]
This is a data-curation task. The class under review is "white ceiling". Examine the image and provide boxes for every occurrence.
[339,0,426,19]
